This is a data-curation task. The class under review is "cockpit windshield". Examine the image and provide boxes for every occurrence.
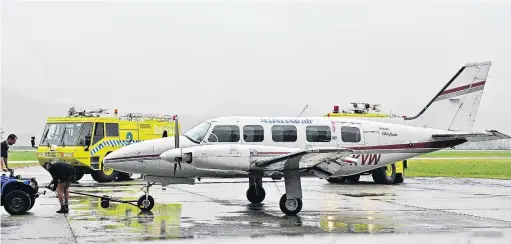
[40,123,93,146]
[183,122,211,143]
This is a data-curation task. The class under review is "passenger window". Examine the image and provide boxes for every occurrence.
[341,126,361,143]
[208,125,240,142]
[272,125,297,142]
[93,122,105,144]
[243,125,264,142]
[106,123,119,137]
[306,126,331,142]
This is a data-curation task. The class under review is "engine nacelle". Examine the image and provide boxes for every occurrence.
[161,144,252,171]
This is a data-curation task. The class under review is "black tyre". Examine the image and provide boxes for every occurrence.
[279,194,302,216]
[28,194,36,211]
[73,169,84,182]
[117,172,133,181]
[137,195,155,212]
[246,186,266,204]
[395,170,405,184]
[372,163,396,185]
[101,199,110,208]
[327,177,346,184]
[346,174,361,183]
[91,152,119,183]
[4,190,32,215]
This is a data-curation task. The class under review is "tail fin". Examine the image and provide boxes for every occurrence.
[404,61,491,132]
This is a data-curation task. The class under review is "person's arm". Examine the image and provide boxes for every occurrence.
[1,157,6,171]
[1,143,8,171]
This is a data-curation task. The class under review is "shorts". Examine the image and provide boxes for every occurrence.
[58,176,73,183]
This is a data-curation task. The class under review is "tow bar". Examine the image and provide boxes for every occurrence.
[68,190,140,209]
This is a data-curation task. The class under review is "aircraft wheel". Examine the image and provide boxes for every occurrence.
[246,186,266,203]
[137,195,155,211]
[372,163,396,185]
[279,194,302,216]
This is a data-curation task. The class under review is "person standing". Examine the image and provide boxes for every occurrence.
[1,134,17,172]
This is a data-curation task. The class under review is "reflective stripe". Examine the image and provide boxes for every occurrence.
[89,139,141,156]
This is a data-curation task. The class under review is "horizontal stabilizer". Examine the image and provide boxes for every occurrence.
[252,147,354,171]
[432,130,511,142]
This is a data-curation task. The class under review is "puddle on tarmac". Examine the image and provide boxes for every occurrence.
[342,193,390,197]
[67,194,185,239]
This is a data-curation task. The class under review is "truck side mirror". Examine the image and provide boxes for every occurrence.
[84,135,92,151]
[31,136,37,148]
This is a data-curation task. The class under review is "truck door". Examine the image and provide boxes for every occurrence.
[92,122,105,145]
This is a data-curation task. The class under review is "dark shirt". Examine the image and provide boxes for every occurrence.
[1,141,8,167]
[48,162,75,182]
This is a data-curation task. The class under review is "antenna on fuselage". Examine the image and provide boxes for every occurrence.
[298,104,309,117]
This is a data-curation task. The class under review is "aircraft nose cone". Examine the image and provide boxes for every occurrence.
[160,148,182,162]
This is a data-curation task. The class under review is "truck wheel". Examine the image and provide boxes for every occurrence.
[394,170,405,184]
[346,174,361,183]
[327,177,347,184]
[91,167,119,183]
[372,163,396,185]
[117,172,133,181]
[73,169,84,182]
[4,190,32,215]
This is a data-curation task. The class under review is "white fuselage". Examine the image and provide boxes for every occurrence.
[103,116,466,179]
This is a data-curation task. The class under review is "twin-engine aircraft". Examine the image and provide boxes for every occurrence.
[104,61,509,215]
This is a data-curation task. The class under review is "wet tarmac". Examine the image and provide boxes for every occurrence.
[2,166,511,243]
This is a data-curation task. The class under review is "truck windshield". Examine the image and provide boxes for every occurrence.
[40,123,93,146]
[183,122,211,143]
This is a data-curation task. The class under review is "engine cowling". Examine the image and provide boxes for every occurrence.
[161,144,252,171]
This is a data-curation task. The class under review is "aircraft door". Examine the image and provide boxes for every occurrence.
[362,124,380,146]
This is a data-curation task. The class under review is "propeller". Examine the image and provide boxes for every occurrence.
[173,115,181,177]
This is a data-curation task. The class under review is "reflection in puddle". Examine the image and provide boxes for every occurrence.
[319,215,394,233]
[68,192,182,239]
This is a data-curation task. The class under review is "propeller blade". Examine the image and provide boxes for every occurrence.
[173,163,177,177]
[174,115,180,148]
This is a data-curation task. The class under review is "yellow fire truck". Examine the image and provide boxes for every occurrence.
[35,107,180,183]
[323,103,407,185]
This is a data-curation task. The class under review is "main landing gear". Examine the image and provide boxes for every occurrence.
[246,178,266,204]
[246,158,304,216]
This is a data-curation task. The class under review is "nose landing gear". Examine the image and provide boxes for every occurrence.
[137,182,155,211]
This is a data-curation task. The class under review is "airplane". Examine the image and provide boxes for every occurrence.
[103,61,510,216]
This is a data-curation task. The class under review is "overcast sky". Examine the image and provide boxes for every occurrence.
[1,1,511,146]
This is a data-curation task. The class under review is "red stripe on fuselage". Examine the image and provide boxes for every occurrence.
[106,139,466,161]
[440,81,485,96]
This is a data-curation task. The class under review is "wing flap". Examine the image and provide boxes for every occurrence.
[252,147,355,171]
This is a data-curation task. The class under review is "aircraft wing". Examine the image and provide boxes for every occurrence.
[432,130,511,142]
[251,147,356,171]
